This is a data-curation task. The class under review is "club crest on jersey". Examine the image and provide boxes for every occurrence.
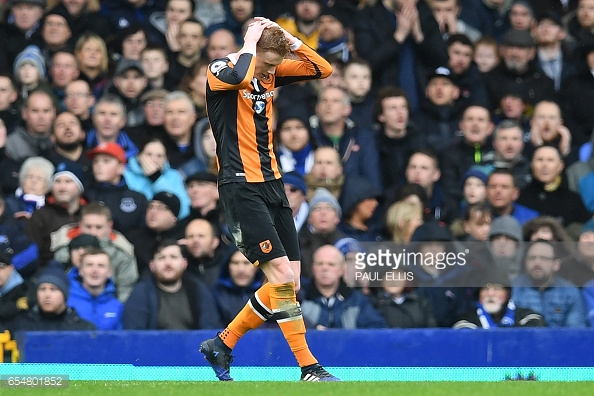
[210,60,227,75]
[259,240,272,254]
[254,101,265,114]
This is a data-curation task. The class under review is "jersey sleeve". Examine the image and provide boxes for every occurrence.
[207,54,255,91]
[275,42,333,87]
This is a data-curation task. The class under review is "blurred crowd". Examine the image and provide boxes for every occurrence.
[0,0,594,334]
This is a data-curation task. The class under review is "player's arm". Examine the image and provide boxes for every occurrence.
[274,25,333,86]
[206,19,274,91]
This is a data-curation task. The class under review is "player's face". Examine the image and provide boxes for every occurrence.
[80,254,112,290]
[151,245,187,284]
[254,50,283,81]
[37,283,66,314]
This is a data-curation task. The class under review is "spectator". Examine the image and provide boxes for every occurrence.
[316,2,355,63]
[0,0,45,74]
[0,73,20,134]
[124,136,191,219]
[343,59,375,132]
[409,221,474,327]
[484,214,526,281]
[24,161,87,266]
[40,9,72,62]
[276,112,315,177]
[303,147,344,201]
[338,176,383,242]
[5,157,55,222]
[74,33,110,99]
[168,18,207,88]
[127,191,186,275]
[354,0,448,112]
[282,171,309,233]
[122,240,222,330]
[458,165,491,216]
[86,142,148,235]
[512,239,588,327]
[206,28,238,61]
[6,267,96,332]
[453,271,545,329]
[111,24,148,62]
[301,244,387,329]
[126,89,169,145]
[446,34,490,108]
[101,0,165,42]
[334,237,367,293]
[161,91,199,172]
[141,45,173,91]
[149,0,195,49]
[486,168,539,225]
[404,150,451,223]
[47,112,91,178]
[212,247,265,326]
[371,267,437,328]
[558,219,594,287]
[0,197,39,277]
[179,171,226,237]
[412,66,463,153]
[458,202,492,242]
[373,86,425,189]
[51,202,139,302]
[276,0,322,49]
[311,86,382,189]
[473,36,500,74]
[5,90,56,163]
[177,58,209,120]
[299,187,344,280]
[429,0,482,42]
[183,218,227,288]
[485,119,532,189]
[567,0,594,45]
[13,45,48,100]
[484,29,556,112]
[508,0,536,31]
[562,40,594,147]
[63,233,101,273]
[492,87,531,133]
[48,0,111,40]
[526,100,577,166]
[109,59,149,130]
[66,247,123,330]
[206,0,257,46]
[533,11,576,92]
[384,200,424,244]
[441,105,494,208]
[63,79,95,132]
[49,51,80,110]
[0,251,33,326]
[517,146,591,229]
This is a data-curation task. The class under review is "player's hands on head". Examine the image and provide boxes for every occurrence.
[252,16,297,45]
[244,17,275,45]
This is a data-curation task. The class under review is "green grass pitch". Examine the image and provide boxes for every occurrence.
[3,381,594,396]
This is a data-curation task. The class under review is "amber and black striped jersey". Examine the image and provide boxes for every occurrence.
[206,41,332,184]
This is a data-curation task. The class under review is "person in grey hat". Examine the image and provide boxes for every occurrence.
[299,187,345,279]
[5,267,96,332]
[486,214,525,280]
[485,28,556,111]
[111,58,149,129]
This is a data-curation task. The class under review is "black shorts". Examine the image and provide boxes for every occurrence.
[219,179,300,265]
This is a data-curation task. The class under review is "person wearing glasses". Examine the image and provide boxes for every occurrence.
[512,239,588,327]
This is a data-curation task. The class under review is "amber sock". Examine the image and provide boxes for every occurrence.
[218,283,271,350]
[269,282,318,367]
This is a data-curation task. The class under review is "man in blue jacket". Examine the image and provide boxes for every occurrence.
[67,248,123,330]
[122,240,221,330]
[301,244,386,329]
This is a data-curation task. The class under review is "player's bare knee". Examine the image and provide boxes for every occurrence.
[264,256,294,285]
